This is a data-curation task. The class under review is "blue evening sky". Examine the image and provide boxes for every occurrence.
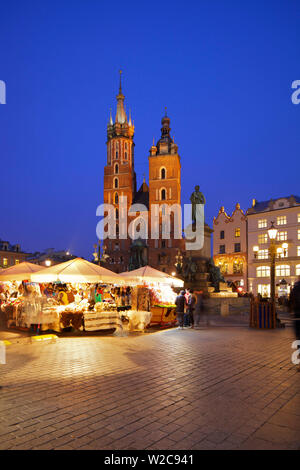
[0,0,299,258]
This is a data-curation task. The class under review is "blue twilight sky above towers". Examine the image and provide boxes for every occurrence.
[0,0,299,259]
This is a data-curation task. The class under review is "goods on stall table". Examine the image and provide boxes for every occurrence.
[125,310,152,331]
[150,304,177,326]
[83,311,123,332]
[149,285,177,306]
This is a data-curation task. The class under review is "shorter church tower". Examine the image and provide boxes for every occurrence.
[148,112,184,273]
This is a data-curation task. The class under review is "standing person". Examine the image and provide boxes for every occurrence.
[175,290,186,329]
[184,289,191,327]
[289,276,300,371]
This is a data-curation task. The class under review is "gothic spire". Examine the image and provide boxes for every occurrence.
[115,70,127,124]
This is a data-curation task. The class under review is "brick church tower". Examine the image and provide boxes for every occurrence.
[102,76,184,275]
[147,112,184,273]
[103,72,136,272]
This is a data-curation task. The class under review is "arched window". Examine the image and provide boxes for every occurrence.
[114,178,118,189]
[257,266,270,277]
[161,188,166,201]
[276,265,290,277]
[161,168,166,179]
[114,192,118,204]
[115,164,119,174]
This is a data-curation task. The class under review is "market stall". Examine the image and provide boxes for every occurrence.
[119,266,184,328]
[1,258,126,334]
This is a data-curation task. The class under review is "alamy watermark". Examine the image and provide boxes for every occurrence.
[291,80,300,105]
[0,80,6,104]
[96,197,205,251]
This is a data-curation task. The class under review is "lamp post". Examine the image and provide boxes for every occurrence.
[267,221,278,305]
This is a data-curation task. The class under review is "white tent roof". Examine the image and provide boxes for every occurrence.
[0,262,45,282]
[30,257,123,284]
[119,265,184,287]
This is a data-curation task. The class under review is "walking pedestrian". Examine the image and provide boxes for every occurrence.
[289,276,300,371]
[175,290,186,329]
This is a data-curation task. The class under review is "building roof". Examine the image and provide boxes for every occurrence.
[247,195,300,214]
[130,180,149,210]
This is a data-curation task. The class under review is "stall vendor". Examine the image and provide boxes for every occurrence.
[95,286,103,303]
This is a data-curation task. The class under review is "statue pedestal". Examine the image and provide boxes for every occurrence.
[182,223,214,292]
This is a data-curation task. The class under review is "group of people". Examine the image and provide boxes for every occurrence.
[175,288,207,330]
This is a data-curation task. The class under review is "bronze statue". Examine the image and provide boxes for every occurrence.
[207,258,225,292]
[190,185,206,224]
[183,256,198,282]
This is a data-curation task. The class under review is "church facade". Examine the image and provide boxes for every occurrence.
[102,75,184,274]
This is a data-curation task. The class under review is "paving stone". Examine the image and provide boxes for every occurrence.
[0,326,299,450]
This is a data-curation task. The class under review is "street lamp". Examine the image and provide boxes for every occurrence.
[267,221,278,306]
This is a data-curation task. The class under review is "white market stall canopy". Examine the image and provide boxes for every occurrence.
[0,261,45,282]
[30,257,123,284]
[119,265,184,287]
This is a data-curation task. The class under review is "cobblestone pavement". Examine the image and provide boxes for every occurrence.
[0,326,299,450]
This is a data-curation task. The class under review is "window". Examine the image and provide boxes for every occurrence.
[114,164,119,174]
[234,243,241,253]
[296,264,300,275]
[298,246,300,257]
[258,233,268,244]
[124,151,128,160]
[15,259,20,265]
[277,231,287,241]
[233,260,243,274]
[3,258,8,267]
[161,240,166,248]
[220,230,225,239]
[276,265,290,277]
[298,229,300,240]
[115,151,118,159]
[298,214,300,223]
[114,193,119,204]
[235,228,240,238]
[257,266,270,277]
[258,219,267,228]
[219,245,225,254]
[114,178,118,189]
[161,168,166,179]
[218,262,228,274]
[115,208,119,220]
[277,216,287,225]
[161,189,166,201]
[258,284,270,298]
[258,249,269,259]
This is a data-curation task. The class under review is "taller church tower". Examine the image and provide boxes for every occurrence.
[103,72,136,272]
